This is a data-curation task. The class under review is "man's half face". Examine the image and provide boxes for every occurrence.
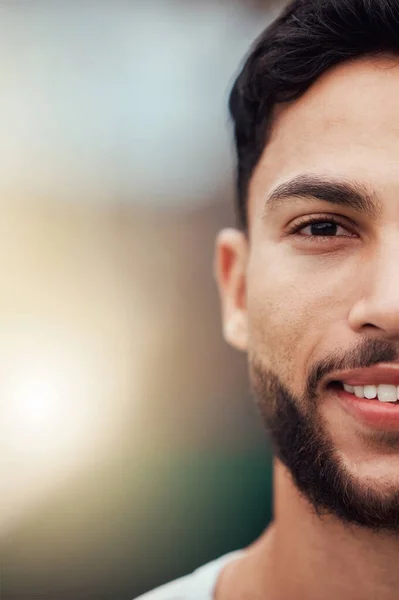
[215,54,399,531]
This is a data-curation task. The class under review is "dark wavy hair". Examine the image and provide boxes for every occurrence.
[229,0,399,231]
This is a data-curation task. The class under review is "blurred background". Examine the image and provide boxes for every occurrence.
[0,1,285,598]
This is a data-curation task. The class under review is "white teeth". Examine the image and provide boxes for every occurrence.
[354,386,364,398]
[377,385,398,403]
[363,385,377,399]
[341,383,399,402]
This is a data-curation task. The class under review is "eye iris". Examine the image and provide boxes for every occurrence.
[310,222,337,236]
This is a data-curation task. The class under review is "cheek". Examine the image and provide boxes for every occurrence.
[246,251,338,380]
[248,280,309,368]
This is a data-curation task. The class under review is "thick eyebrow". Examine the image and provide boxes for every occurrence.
[263,173,382,220]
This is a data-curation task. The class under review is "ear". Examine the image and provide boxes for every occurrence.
[213,228,248,352]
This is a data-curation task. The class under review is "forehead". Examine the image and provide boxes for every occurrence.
[248,54,399,225]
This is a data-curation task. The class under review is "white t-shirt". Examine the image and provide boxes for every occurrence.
[134,550,243,600]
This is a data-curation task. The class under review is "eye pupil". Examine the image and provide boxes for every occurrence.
[311,222,337,236]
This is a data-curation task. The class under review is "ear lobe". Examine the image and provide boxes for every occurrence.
[224,311,248,351]
[214,228,248,352]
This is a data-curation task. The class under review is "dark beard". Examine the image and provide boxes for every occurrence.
[249,338,399,533]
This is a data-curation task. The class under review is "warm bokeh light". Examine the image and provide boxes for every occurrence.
[0,3,277,597]
[0,202,143,536]
[3,339,94,457]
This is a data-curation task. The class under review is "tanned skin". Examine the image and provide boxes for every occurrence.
[214,55,399,600]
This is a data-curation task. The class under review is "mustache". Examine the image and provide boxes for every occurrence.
[305,338,399,402]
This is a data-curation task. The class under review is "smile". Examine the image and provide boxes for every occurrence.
[328,381,399,430]
[341,383,399,403]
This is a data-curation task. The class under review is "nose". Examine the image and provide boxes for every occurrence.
[348,232,399,338]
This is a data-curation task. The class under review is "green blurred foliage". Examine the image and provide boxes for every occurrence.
[2,448,273,599]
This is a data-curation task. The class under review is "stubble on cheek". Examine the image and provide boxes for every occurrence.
[247,289,309,396]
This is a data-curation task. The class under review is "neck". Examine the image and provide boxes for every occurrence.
[217,458,399,600]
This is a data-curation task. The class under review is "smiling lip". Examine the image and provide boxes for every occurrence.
[325,363,399,387]
[324,363,399,430]
[333,386,399,431]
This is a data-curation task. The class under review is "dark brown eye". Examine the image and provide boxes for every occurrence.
[307,221,339,236]
[292,217,353,238]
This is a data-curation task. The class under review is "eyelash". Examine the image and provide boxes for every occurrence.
[287,215,356,241]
